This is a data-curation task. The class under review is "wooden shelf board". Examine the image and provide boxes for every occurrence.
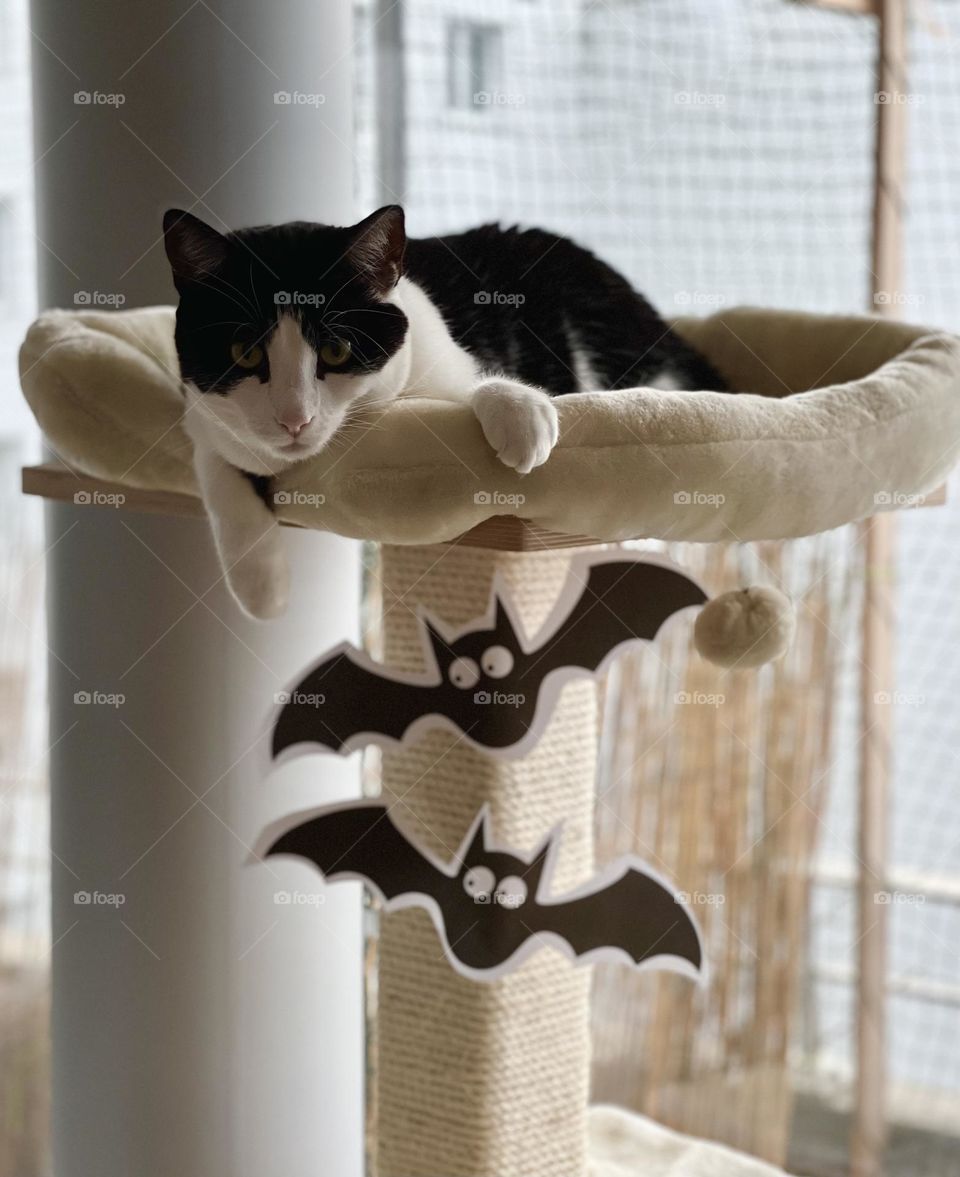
[21,464,947,554]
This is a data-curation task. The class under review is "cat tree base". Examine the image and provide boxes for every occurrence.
[375,538,599,1177]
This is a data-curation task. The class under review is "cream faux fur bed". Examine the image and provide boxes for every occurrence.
[19,304,960,543]
[588,1106,787,1176]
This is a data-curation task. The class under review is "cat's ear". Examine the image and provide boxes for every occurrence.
[346,205,406,295]
[163,209,230,286]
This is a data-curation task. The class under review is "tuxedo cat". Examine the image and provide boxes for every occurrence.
[163,205,726,619]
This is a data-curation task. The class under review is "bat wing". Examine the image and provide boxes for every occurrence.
[264,803,442,904]
[272,645,441,759]
[533,862,704,977]
[532,560,707,677]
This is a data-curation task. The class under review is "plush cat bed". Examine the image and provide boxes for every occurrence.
[587,1106,789,1176]
[19,304,960,543]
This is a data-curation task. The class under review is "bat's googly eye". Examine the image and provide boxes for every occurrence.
[463,865,495,902]
[481,645,514,678]
[448,657,480,690]
[495,875,528,908]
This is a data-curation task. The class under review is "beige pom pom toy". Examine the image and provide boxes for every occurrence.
[694,585,796,669]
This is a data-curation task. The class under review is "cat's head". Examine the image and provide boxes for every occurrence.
[162,206,409,467]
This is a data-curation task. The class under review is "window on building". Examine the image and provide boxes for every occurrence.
[446,20,503,111]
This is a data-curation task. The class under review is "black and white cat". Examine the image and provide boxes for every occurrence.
[163,205,726,619]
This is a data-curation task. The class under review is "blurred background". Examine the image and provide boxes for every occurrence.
[4,1,960,1173]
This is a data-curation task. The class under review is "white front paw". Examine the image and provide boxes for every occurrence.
[222,524,290,620]
[473,378,559,475]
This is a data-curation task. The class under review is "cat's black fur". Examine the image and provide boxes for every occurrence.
[167,215,409,393]
[167,209,727,398]
[405,224,727,393]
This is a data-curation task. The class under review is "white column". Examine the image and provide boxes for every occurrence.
[29,3,364,1175]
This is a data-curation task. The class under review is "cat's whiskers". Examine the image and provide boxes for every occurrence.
[249,262,265,319]
[318,270,364,314]
[326,306,402,320]
[201,271,261,321]
[334,324,391,362]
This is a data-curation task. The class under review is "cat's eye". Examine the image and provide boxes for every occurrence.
[495,875,528,908]
[463,865,495,902]
[448,657,480,690]
[230,341,264,369]
[320,339,352,367]
[481,645,514,679]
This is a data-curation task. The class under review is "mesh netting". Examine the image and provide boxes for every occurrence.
[354,1,960,1173]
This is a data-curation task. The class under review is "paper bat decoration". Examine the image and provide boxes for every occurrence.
[270,551,706,762]
[260,800,705,983]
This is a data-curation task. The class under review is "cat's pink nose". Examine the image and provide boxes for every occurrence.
[276,414,315,438]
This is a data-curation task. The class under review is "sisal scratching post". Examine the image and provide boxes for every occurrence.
[375,539,601,1177]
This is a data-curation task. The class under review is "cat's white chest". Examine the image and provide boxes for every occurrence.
[395,278,481,401]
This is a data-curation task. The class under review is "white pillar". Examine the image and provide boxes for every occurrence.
[29,3,364,1174]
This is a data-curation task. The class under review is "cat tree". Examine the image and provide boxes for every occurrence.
[20,1,953,1170]
[20,294,960,1176]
